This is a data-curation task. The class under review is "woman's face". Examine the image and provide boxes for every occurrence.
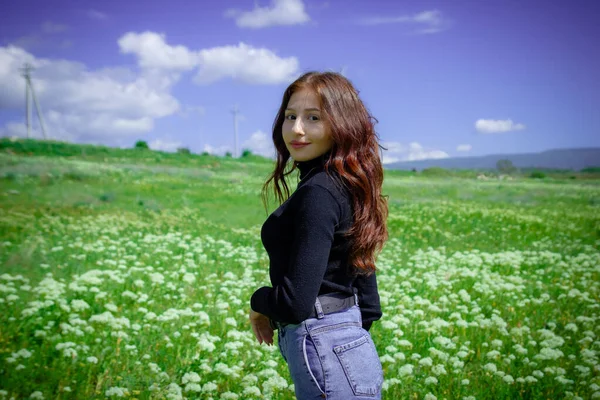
[282,88,334,162]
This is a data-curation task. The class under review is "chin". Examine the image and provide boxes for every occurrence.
[290,153,313,162]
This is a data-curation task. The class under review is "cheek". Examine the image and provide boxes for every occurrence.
[308,124,328,138]
[282,121,293,132]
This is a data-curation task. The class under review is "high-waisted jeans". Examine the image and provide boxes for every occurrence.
[276,305,384,399]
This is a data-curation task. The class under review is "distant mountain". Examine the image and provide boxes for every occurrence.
[385,148,600,171]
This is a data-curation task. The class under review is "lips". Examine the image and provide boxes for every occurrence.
[291,142,310,148]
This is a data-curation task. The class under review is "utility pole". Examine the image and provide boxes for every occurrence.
[231,104,239,158]
[19,63,48,140]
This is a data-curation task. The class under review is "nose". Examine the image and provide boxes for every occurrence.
[292,118,304,135]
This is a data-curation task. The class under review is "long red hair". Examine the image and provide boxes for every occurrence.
[262,71,388,275]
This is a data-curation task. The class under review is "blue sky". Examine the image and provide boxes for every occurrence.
[1,0,598,163]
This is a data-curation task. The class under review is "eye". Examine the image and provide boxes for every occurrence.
[308,115,320,121]
[285,114,296,120]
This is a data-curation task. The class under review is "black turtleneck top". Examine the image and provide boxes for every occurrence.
[250,153,382,331]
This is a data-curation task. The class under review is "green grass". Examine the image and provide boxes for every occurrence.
[0,139,599,399]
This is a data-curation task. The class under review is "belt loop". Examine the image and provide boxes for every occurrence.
[353,287,359,306]
[314,296,325,319]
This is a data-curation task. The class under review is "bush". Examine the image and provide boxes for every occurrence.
[496,159,517,175]
[99,192,116,202]
[177,147,191,155]
[241,149,253,157]
[134,140,149,150]
[529,171,546,179]
[421,167,452,177]
[225,152,232,158]
[581,166,600,173]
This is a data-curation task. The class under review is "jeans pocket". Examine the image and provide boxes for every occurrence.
[303,334,326,395]
[333,334,383,397]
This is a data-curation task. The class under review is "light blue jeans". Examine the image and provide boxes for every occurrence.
[276,304,383,399]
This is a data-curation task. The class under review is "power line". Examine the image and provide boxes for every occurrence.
[19,63,48,140]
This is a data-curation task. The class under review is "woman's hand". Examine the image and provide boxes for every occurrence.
[249,309,274,346]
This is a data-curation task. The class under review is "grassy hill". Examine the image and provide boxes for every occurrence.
[0,138,599,399]
[386,147,600,172]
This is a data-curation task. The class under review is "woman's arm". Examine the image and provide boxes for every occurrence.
[353,271,382,331]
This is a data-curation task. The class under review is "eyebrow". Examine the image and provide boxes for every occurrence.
[285,107,321,112]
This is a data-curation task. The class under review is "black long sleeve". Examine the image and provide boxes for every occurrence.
[251,184,340,323]
[251,154,382,331]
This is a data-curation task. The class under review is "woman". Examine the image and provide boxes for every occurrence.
[250,71,388,399]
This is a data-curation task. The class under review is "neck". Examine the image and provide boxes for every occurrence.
[297,152,330,180]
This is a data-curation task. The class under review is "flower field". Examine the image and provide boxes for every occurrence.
[0,151,599,399]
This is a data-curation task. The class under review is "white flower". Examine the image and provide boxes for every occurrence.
[105,387,128,397]
[242,386,261,397]
[71,299,90,311]
[534,348,564,361]
[425,376,438,385]
[16,349,33,359]
[202,382,218,393]
[399,364,414,376]
[183,273,196,284]
[419,357,433,367]
[432,364,447,375]
[184,383,202,393]
[182,372,201,384]
[483,363,497,373]
[380,354,395,363]
[564,323,578,332]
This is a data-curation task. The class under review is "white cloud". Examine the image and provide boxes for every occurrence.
[88,9,108,20]
[456,144,472,152]
[195,42,299,85]
[226,0,310,29]
[8,21,69,51]
[359,9,451,34]
[0,44,179,142]
[0,32,300,145]
[242,130,276,158]
[203,144,232,156]
[118,32,298,85]
[149,138,183,152]
[475,119,526,134]
[380,141,449,164]
[119,32,199,71]
[8,35,42,51]
[41,21,68,34]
